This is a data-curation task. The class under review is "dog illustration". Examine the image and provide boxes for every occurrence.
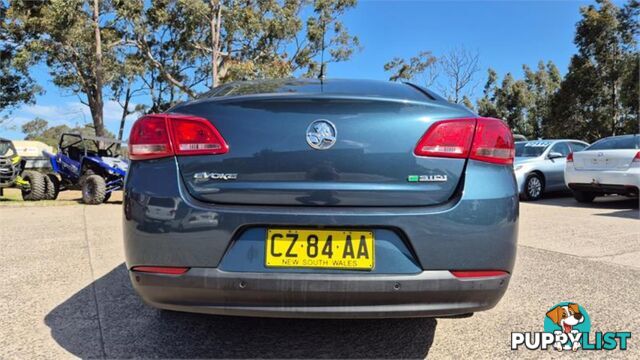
[546,303,584,333]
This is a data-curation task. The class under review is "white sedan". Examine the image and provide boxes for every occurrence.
[565,134,639,203]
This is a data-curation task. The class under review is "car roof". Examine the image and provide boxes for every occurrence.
[521,139,588,145]
[598,134,639,140]
[197,78,444,103]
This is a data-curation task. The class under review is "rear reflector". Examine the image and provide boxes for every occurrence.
[567,152,574,162]
[129,114,228,160]
[131,266,190,275]
[414,117,515,165]
[451,270,508,278]
[634,151,640,162]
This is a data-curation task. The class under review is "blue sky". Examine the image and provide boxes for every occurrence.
[1,0,600,140]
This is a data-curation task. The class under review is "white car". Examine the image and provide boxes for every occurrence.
[565,134,640,203]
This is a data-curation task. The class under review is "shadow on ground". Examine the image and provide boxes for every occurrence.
[530,194,638,219]
[45,264,437,359]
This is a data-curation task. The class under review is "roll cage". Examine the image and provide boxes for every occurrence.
[58,133,123,162]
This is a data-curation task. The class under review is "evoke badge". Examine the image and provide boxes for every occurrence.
[194,172,238,181]
[407,174,448,183]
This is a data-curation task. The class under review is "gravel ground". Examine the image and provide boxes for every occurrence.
[0,194,637,359]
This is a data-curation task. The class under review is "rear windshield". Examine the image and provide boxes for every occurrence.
[202,79,431,102]
[517,141,550,157]
[587,135,640,150]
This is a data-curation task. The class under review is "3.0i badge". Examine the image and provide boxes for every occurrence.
[408,174,448,183]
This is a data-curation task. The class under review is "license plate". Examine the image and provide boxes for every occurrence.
[265,228,375,270]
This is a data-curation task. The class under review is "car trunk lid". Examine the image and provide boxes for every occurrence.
[171,96,474,207]
[573,150,638,171]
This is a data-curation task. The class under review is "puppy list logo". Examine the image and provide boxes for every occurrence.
[511,302,631,351]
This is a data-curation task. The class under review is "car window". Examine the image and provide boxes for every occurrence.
[515,142,526,157]
[202,79,432,102]
[569,142,588,152]
[587,135,640,150]
[519,141,550,157]
[550,142,571,157]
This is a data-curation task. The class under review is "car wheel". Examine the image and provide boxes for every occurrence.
[82,174,106,204]
[44,174,60,200]
[573,190,596,203]
[522,173,544,201]
[21,171,46,201]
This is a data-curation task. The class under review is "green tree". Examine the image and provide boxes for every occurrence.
[548,0,639,141]
[477,69,531,136]
[477,68,500,118]
[384,51,437,84]
[116,0,360,101]
[523,61,561,139]
[7,0,125,136]
[22,117,115,147]
[0,3,40,120]
[495,73,530,135]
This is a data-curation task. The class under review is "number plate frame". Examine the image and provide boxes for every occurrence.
[265,228,375,270]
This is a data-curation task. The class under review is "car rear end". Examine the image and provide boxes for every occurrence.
[565,134,640,201]
[123,79,518,318]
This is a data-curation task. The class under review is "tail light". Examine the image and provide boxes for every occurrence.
[451,270,508,279]
[415,117,515,165]
[131,266,190,275]
[129,114,228,160]
[567,152,574,162]
[414,119,475,158]
[632,151,640,167]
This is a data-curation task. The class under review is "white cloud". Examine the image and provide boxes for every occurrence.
[1,100,142,139]
[10,100,140,125]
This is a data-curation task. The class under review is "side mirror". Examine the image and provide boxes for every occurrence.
[548,152,564,159]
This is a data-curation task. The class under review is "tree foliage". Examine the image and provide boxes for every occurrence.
[384,51,437,83]
[477,62,561,138]
[386,1,638,142]
[384,47,479,108]
[6,0,126,136]
[21,117,115,147]
[115,0,360,106]
[547,0,639,142]
[0,3,40,119]
[5,0,360,134]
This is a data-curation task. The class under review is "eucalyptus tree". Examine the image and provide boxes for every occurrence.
[116,0,360,102]
[6,0,124,136]
[548,0,639,141]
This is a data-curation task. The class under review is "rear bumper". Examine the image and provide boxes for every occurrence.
[565,166,640,194]
[567,183,639,195]
[130,268,510,318]
[124,158,518,318]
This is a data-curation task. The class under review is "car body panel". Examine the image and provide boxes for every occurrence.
[514,139,589,195]
[130,269,510,318]
[170,94,474,207]
[124,78,518,318]
[565,134,640,195]
[124,158,518,271]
